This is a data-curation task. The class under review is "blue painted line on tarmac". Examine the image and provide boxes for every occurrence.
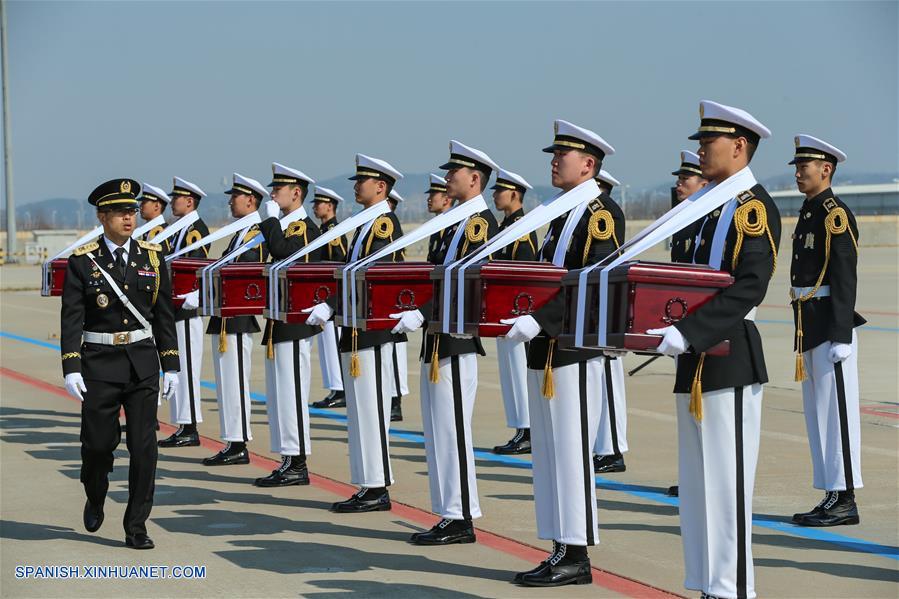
[4,328,897,561]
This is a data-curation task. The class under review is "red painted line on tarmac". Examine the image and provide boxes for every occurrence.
[861,406,899,420]
[2,366,680,598]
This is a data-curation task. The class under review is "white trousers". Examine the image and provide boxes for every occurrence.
[496,338,530,429]
[420,354,481,520]
[390,341,410,397]
[265,339,312,456]
[317,321,343,392]
[594,356,628,455]
[211,333,254,443]
[677,384,762,599]
[171,317,204,425]
[528,358,602,546]
[801,331,863,491]
[343,344,394,488]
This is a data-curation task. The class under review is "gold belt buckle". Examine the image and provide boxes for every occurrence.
[114,332,131,345]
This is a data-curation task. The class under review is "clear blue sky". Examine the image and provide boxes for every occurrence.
[3,0,897,205]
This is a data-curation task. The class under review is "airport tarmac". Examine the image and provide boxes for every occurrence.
[1,244,897,598]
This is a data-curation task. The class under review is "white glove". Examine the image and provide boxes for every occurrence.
[829,342,852,363]
[390,310,425,334]
[603,349,628,358]
[258,200,281,220]
[65,373,87,402]
[162,372,179,401]
[302,302,333,326]
[178,289,200,310]
[500,315,541,343]
[647,326,688,357]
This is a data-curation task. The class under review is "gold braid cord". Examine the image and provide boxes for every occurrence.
[287,220,307,239]
[541,340,556,399]
[186,229,202,245]
[789,206,857,382]
[266,320,275,360]
[429,336,441,383]
[219,317,228,353]
[731,199,777,276]
[350,328,361,377]
[461,216,488,256]
[689,353,707,421]
[61,352,80,361]
[582,209,616,266]
[160,349,179,357]
[148,249,161,305]
[365,217,394,256]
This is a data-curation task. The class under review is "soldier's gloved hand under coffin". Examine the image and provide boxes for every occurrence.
[390,310,424,334]
[162,372,179,401]
[829,342,852,363]
[500,315,540,343]
[302,302,333,326]
[177,289,200,310]
[65,373,87,402]
[647,326,688,357]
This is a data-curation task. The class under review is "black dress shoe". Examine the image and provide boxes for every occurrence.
[312,390,346,409]
[390,396,403,422]
[493,428,531,455]
[158,426,200,448]
[519,544,592,587]
[331,488,391,513]
[83,500,104,533]
[125,533,155,550]
[667,485,679,497]
[593,453,626,474]
[254,456,310,487]
[792,491,834,523]
[797,490,860,527]
[514,541,559,583]
[202,442,249,466]
[411,518,476,545]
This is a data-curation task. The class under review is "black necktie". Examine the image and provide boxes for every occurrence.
[114,247,126,277]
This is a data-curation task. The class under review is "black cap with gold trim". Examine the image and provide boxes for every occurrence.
[348,153,403,186]
[788,134,846,165]
[542,119,615,162]
[88,178,141,211]
[671,150,703,176]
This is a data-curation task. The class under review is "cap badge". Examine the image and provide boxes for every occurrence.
[120,180,132,194]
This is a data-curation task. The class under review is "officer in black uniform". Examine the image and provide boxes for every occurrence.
[254,163,322,487]
[202,174,269,466]
[670,150,707,264]
[386,189,410,422]
[138,183,170,252]
[788,134,865,527]
[61,178,179,550]
[310,186,348,409]
[158,177,209,448]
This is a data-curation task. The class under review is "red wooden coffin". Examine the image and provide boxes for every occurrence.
[41,258,69,297]
[211,262,268,317]
[170,258,214,309]
[335,262,435,331]
[428,260,568,337]
[558,260,734,355]
[272,262,341,324]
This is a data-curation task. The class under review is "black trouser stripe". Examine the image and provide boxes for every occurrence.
[392,343,402,398]
[293,340,306,456]
[184,320,197,425]
[450,356,472,520]
[734,386,747,599]
[603,357,620,455]
[236,333,249,443]
[834,362,854,491]
[579,362,595,545]
[373,346,391,487]
[334,326,343,372]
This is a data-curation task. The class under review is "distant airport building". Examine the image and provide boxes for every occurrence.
[770,182,899,216]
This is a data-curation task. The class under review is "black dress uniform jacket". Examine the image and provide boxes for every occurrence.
[206,224,267,336]
[670,219,702,263]
[258,215,323,345]
[319,217,348,262]
[789,188,865,351]
[495,207,538,261]
[420,208,500,363]
[171,216,210,322]
[329,211,405,352]
[142,224,170,254]
[527,193,625,369]
[673,183,782,393]
[61,237,180,381]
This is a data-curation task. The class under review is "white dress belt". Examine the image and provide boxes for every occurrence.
[83,329,153,346]
[791,285,831,298]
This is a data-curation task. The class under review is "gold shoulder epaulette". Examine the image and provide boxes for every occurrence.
[736,189,756,204]
[243,229,261,243]
[373,215,394,239]
[137,239,162,252]
[73,241,99,256]
[329,237,343,247]
[286,220,307,238]
[465,216,489,243]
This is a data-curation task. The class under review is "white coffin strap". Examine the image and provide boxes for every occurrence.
[708,198,739,270]
[148,211,199,245]
[85,252,152,332]
[572,166,757,347]
[166,211,261,261]
[344,195,487,329]
[446,178,600,334]
[267,200,391,321]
